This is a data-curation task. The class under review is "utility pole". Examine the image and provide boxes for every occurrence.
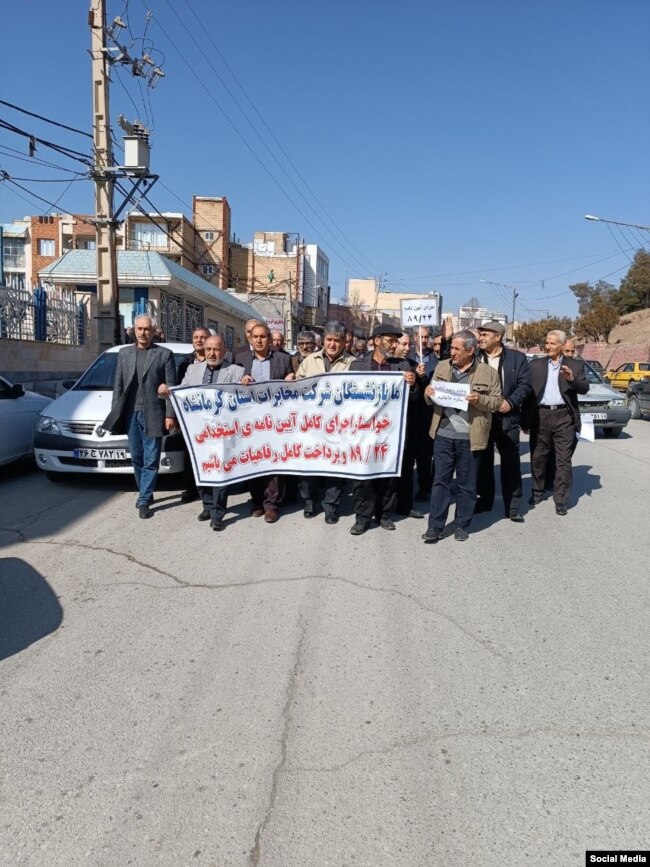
[89,0,121,350]
[511,285,519,341]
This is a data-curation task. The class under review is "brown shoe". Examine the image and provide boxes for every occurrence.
[264,508,278,523]
[251,506,265,518]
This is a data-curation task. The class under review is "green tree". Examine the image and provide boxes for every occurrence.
[569,280,616,316]
[614,249,650,313]
[514,316,573,349]
[573,300,620,342]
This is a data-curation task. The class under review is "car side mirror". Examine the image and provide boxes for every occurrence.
[11,383,25,398]
[62,379,76,390]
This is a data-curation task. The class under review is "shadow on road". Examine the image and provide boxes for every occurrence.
[0,558,63,661]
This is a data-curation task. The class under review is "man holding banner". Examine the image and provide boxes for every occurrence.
[349,325,417,535]
[423,330,502,543]
[295,321,356,523]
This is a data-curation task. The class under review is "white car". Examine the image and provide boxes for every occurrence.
[0,376,52,466]
[34,343,192,479]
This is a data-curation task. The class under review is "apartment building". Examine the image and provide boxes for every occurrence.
[1,213,96,290]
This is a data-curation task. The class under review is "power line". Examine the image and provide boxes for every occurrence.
[140,1,370,277]
[177,0,389,281]
[0,98,93,139]
[0,173,96,225]
[0,118,92,165]
[0,144,89,175]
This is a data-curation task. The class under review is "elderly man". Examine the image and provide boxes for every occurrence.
[175,325,212,502]
[422,330,502,543]
[291,330,316,373]
[271,331,289,353]
[393,332,425,519]
[295,320,356,523]
[238,323,294,522]
[103,315,177,519]
[234,318,264,362]
[348,325,418,535]
[176,335,245,531]
[475,320,532,522]
[522,330,588,515]
[563,338,578,357]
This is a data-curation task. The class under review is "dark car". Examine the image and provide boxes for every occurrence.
[627,380,650,419]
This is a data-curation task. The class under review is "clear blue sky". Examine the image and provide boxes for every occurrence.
[1,0,648,318]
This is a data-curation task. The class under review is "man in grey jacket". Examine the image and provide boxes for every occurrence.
[103,315,177,519]
[177,334,245,531]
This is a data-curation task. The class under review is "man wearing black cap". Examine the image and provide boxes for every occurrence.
[475,321,532,522]
[348,325,417,535]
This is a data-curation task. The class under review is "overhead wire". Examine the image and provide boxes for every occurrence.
[139,1,371,278]
[0,99,93,139]
[0,174,96,226]
[177,0,391,282]
[0,118,92,165]
[0,145,89,175]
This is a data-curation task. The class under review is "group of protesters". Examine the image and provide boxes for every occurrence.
[104,313,588,540]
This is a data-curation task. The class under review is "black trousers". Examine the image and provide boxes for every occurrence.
[476,418,523,515]
[299,476,345,515]
[530,407,575,506]
[200,485,228,521]
[414,405,434,494]
[352,478,397,524]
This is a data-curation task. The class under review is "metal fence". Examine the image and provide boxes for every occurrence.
[0,285,86,344]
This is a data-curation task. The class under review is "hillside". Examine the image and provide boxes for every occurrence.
[608,308,650,345]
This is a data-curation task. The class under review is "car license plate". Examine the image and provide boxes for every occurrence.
[591,413,607,421]
[73,448,127,459]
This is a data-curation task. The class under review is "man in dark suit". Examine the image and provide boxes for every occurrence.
[348,325,418,535]
[475,321,532,522]
[522,330,589,515]
[238,322,294,523]
[233,318,264,363]
[103,315,177,519]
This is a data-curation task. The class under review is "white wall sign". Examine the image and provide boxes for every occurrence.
[400,298,440,327]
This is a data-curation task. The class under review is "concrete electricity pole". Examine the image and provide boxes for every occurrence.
[89,0,121,350]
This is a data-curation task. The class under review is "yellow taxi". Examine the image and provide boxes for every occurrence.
[605,361,650,391]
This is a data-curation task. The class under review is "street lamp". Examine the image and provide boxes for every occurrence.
[584,215,650,231]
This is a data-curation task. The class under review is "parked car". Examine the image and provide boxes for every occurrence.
[34,343,192,479]
[604,361,650,391]
[627,380,650,419]
[0,375,52,466]
[586,359,604,374]
[526,356,631,437]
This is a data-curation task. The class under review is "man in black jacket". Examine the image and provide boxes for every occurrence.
[522,330,589,515]
[475,321,532,521]
[348,325,417,535]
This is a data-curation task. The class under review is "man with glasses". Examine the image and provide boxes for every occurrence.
[292,330,317,374]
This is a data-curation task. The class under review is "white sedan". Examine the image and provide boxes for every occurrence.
[0,376,52,466]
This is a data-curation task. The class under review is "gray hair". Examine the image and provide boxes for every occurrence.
[251,322,271,337]
[548,329,567,343]
[452,329,478,352]
[323,320,347,340]
[296,330,316,343]
[134,314,158,329]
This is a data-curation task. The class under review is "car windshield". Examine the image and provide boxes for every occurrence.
[584,362,607,385]
[73,351,185,390]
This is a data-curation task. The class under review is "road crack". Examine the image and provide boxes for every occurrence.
[287,725,650,774]
[249,616,306,866]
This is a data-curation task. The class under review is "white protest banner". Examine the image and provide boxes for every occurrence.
[170,372,409,487]
[400,297,440,328]
[431,381,470,410]
[577,414,595,443]
[266,317,285,334]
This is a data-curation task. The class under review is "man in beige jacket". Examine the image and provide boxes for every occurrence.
[422,330,502,543]
[296,320,356,523]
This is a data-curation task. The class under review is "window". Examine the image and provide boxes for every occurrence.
[2,237,25,269]
[202,264,218,276]
[77,238,96,250]
[203,231,215,241]
[37,239,56,256]
[130,222,167,249]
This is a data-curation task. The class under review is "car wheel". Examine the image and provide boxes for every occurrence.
[45,471,67,482]
[628,394,641,419]
[603,427,622,438]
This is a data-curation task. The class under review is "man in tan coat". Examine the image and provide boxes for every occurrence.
[296,320,355,523]
[422,330,502,543]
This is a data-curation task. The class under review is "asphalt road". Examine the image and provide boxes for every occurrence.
[1,422,648,867]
